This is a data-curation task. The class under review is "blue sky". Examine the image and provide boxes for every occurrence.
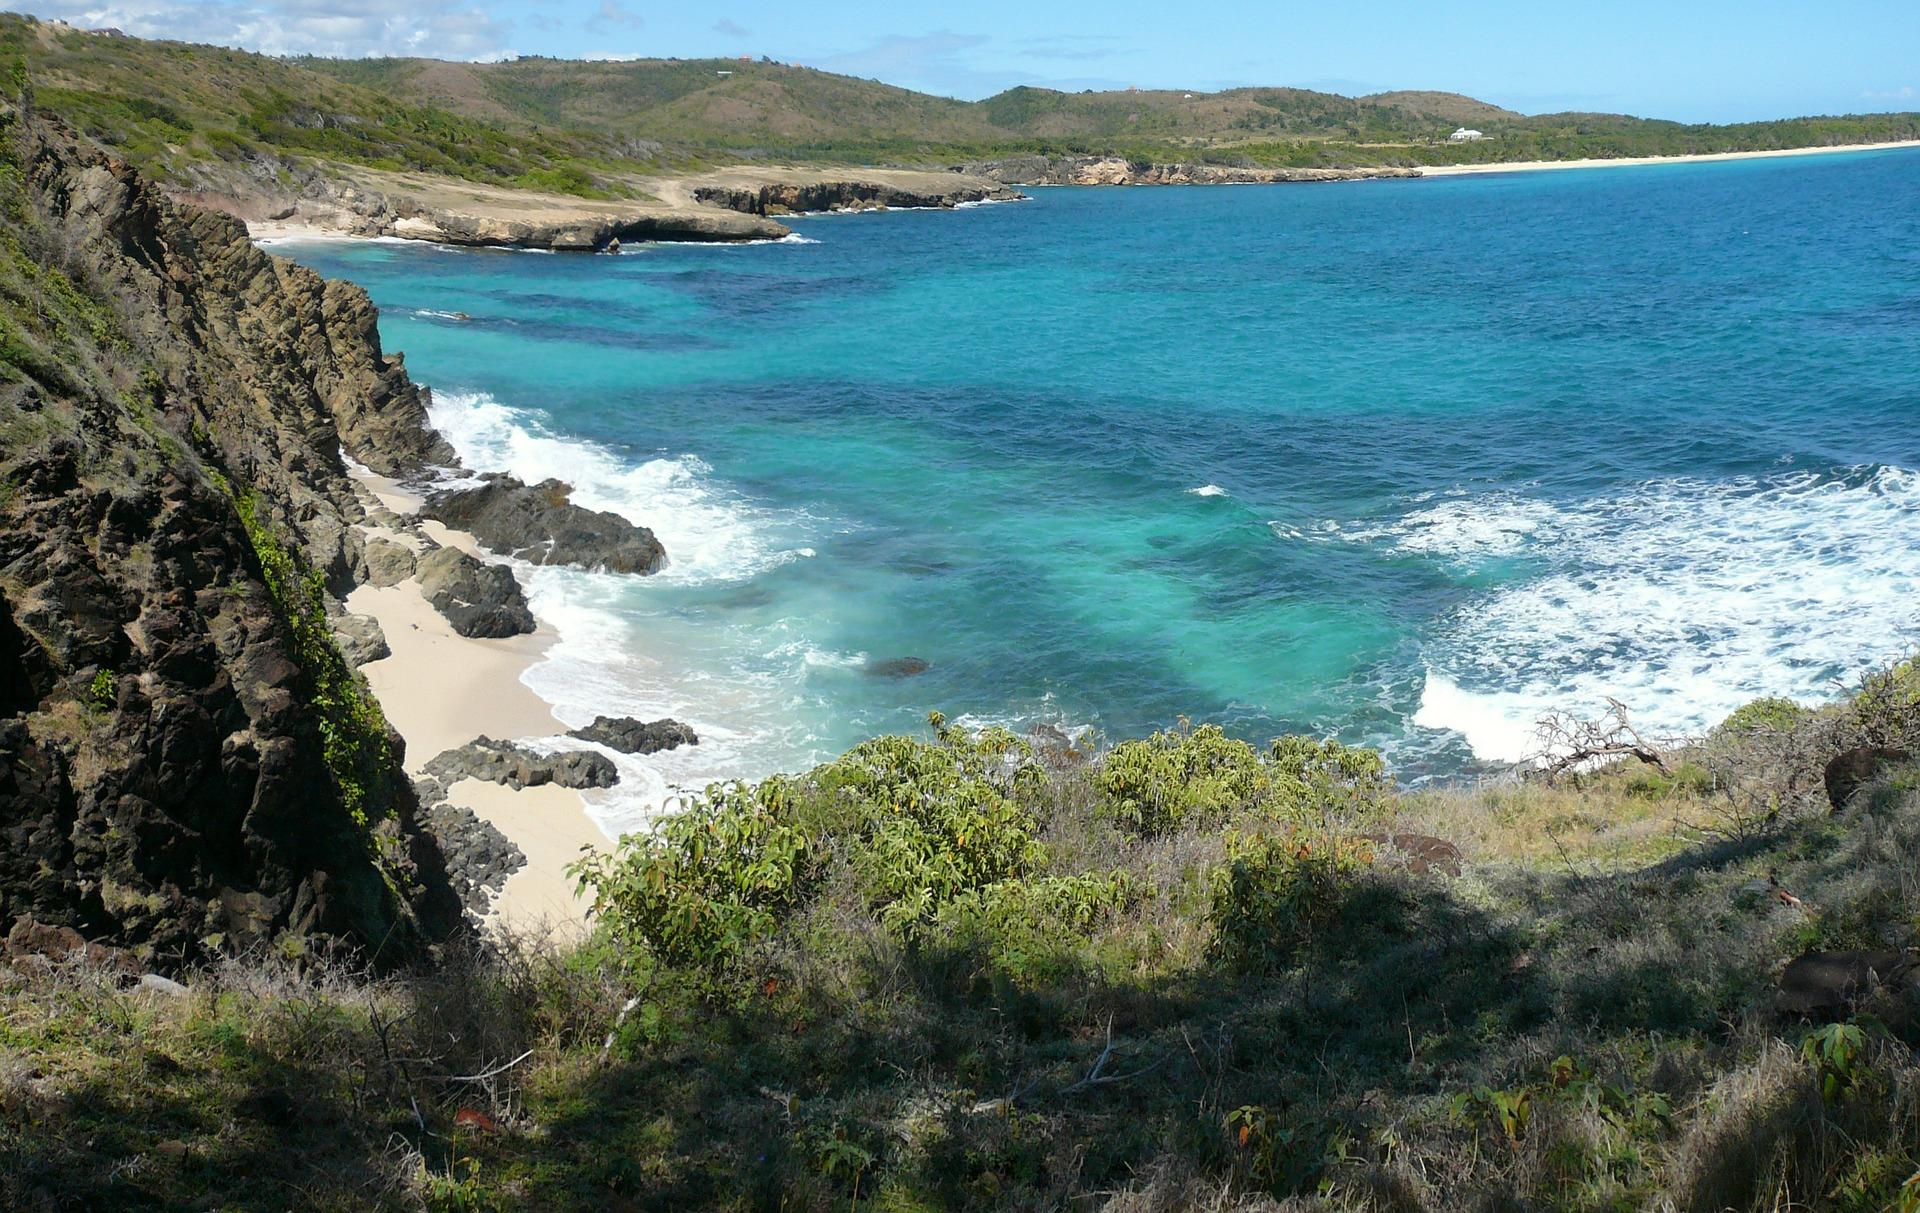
[6,0,1917,122]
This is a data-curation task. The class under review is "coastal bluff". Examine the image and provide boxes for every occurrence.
[0,100,656,963]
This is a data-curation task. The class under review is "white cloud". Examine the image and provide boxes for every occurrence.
[10,0,511,58]
[1861,85,1915,101]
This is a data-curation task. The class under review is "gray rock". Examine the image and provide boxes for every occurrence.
[424,736,619,791]
[363,536,417,587]
[421,800,527,919]
[426,474,666,575]
[328,610,390,667]
[415,547,535,638]
[567,715,698,754]
[138,973,190,997]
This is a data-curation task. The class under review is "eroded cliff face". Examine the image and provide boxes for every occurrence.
[0,99,461,962]
[956,155,1423,186]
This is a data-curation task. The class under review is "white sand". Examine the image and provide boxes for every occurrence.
[1419,139,1920,177]
[344,466,606,939]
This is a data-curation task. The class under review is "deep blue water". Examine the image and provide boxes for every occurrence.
[277,149,1920,830]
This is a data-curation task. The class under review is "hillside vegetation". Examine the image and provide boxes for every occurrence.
[4,12,1919,199]
[7,665,1919,1210]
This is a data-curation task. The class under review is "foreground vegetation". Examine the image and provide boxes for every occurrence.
[3,12,1917,200]
[6,665,1919,1211]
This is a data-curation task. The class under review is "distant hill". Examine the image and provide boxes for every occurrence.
[4,12,1918,198]
[1360,90,1521,126]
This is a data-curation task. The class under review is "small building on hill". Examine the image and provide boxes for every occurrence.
[1448,127,1487,143]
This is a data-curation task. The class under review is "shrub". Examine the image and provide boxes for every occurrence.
[1715,696,1806,738]
[1095,722,1270,836]
[570,776,816,985]
[929,870,1142,988]
[1206,828,1375,972]
[819,715,1047,939]
[1267,734,1393,824]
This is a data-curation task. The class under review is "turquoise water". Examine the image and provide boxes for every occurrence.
[276,149,1920,831]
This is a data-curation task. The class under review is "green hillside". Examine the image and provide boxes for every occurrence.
[4,11,1919,194]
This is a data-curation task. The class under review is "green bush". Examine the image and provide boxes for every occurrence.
[929,869,1142,988]
[1267,734,1393,824]
[1095,722,1271,835]
[1206,828,1376,972]
[819,714,1046,939]
[1714,696,1806,737]
[571,776,815,985]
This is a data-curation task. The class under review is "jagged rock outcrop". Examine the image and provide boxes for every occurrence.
[0,100,460,961]
[426,474,666,575]
[415,547,536,638]
[568,716,697,754]
[955,155,1422,186]
[693,178,1020,216]
[362,536,418,587]
[424,737,618,791]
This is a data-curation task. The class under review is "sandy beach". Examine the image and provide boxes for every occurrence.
[1418,139,1920,177]
[346,467,605,939]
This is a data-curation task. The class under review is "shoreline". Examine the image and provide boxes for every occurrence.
[345,465,605,938]
[1417,139,1920,177]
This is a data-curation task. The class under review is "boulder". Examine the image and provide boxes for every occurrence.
[568,715,698,754]
[424,736,618,791]
[363,536,417,587]
[1776,949,1916,1018]
[1363,832,1463,878]
[4,916,138,973]
[1824,746,1911,812]
[426,474,666,575]
[328,609,390,667]
[415,547,535,638]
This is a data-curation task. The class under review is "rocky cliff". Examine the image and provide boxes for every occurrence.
[0,99,481,963]
[957,154,1423,186]
[691,176,1022,217]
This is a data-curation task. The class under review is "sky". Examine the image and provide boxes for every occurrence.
[5,0,1918,123]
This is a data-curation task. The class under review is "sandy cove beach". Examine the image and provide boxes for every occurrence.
[1419,139,1920,177]
[346,467,605,939]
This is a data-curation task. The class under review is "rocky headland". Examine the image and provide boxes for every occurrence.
[0,98,667,962]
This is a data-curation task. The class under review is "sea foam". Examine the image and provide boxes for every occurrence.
[425,389,830,835]
[1412,466,1920,760]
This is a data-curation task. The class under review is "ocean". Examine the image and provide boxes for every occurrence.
[274,148,1920,836]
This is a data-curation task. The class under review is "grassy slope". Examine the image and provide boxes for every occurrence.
[5,670,1918,1211]
[6,13,1918,193]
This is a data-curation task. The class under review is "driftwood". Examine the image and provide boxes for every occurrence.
[1529,697,1672,781]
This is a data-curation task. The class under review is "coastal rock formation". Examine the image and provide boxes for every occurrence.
[568,716,697,754]
[424,737,619,791]
[415,548,537,638]
[1776,949,1917,1018]
[0,101,460,961]
[693,177,1020,217]
[362,535,418,587]
[956,155,1422,186]
[327,607,391,668]
[426,474,666,575]
[419,800,527,919]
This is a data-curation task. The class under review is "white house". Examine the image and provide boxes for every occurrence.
[1448,127,1486,143]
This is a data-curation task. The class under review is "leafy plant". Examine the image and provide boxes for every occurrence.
[86,668,114,714]
[820,714,1046,939]
[571,776,816,986]
[1207,828,1375,972]
[1802,1022,1868,1104]
[1095,721,1270,835]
